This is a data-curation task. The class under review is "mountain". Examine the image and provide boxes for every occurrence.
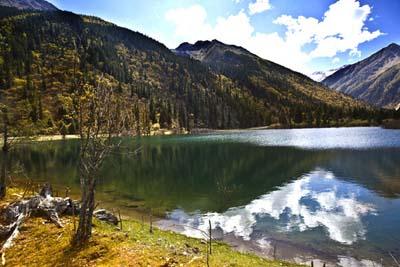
[309,70,336,82]
[0,8,387,136]
[174,40,368,118]
[323,43,400,109]
[309,66,348,82]
[0,0,57,11]
[174,40,251,62]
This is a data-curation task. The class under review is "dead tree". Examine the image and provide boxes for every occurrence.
[0,184,78,265]
[72,77,132,245]
[0,183,119,265]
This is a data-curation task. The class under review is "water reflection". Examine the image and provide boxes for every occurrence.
[9,141,400,213]
[338,257,383,267]
[164,170,376,245]
[180,127,400,149]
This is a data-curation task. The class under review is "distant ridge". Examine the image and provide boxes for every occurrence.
[173,39,367,118]
[309,65,348,82]
[323,43,400,109]
[174,39,250,62]
[0,0,57,11]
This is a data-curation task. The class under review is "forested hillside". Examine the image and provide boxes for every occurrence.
[174,40,355,108]
[0,8,395,136]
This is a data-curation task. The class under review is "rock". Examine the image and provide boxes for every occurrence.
[93,209,118,225]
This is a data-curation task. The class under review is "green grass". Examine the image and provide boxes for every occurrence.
[1,187,305,267]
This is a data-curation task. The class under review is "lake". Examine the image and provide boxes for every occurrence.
[4,127,400,266]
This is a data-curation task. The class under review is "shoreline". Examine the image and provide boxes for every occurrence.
[156,217,383,267]
[156,219,332,266]
[4,181,317,266]
[12,180,321,265]
[0,185,304,267]
[190,122,390,134]
[3,124,394,144]
[2,181,387,267]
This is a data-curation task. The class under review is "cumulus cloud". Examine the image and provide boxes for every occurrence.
[214,11,254,44]
[165,5,213,45]
[164,0,382,73]
[248,0,272,15]
[299,0,381,58]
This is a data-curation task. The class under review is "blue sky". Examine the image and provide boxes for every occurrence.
[47,0,399,75]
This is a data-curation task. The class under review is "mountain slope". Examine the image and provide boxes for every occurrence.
[0,9,387,136]
[174,40,367,117]
[0,0,57,11]
[323,43,400,109]
[0,9,272,133]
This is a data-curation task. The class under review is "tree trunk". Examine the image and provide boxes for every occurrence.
[73,176,96,245]
[1,107,10,199]
[0,150,8,199]
[2,108,9,154]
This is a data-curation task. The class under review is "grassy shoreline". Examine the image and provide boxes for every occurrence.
[0,186,304,267]
[2,123,391,144]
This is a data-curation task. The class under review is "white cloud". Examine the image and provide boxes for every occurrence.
[332,57,340,64]
[165,6,254,48]
[164,0,382,73]
[214,11,254,44]
[165,5,213,45]
[308,0,382,58]
[248,0,272,15]
[349,48,362,57]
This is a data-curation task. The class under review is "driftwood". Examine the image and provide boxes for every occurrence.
[0,184,117,265]
[0,184,79,265]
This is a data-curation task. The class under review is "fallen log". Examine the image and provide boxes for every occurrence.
[0,213,25,265]
[2,194,80,225]
[0,184,119,265]
[0,184,79,265]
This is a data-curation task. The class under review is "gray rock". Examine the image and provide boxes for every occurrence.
[93,209,119,225]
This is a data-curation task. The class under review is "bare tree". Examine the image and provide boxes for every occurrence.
[72,77,132,245]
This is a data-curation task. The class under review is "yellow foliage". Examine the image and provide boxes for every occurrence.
[0,188,304,267]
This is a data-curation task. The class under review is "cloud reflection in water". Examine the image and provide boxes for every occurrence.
[167,170,376,245]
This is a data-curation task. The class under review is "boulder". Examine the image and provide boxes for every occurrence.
[93,209,119,225]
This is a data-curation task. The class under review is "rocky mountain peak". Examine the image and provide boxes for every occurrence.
[0,0,57,11]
